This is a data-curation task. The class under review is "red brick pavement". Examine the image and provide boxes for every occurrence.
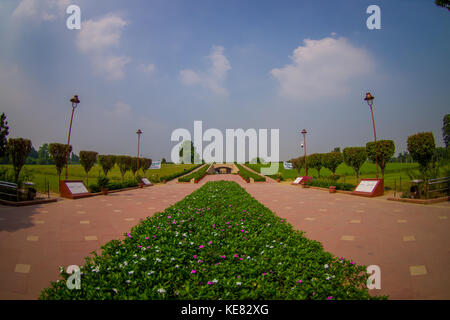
[0,175,448,299]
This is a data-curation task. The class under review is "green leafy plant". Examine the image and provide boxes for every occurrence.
[141,158,152,176]
[178,164,209,182]
[116,155,132,183]
[79,151,98,186]
[49,143,72,181]
[366,140,395,178]
[7,138,32,183]
[407,132,436,175]
[98,155,116,177]
[39,181,384,300]
[307,154,324,178]
[343,147,367,183]
[236,163,266,182]
[0,113,9,158]
[322,152,343,178]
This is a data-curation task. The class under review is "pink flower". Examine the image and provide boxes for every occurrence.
[127,233,132,238]
[298,280,302,284]
[193,255,197,259]
[145,237,149,240]
[191,270,196,274]
[234,254,239,258]
[199,245,204,249]
[237,275,241,278]
[263,272,267,276]
[212,224,215,228]
[208,241,212,245]
[207,281,213,285]
[327,296,333,300]
[168,216,171,219]
[240,229,244,233]
[220,255,226,259]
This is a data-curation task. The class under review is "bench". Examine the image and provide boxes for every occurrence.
[0,181,19,201]
[426,176,450,199]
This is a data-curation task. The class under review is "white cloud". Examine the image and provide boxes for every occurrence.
[113,101,131,115]
[180,45,231,95]
[140,63,155,73]
[76,14,130,80]
[12,0,70,21]
[271,37,374,101]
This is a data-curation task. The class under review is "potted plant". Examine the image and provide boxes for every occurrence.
[97,175,110,195]
[329,186,336,193]
[275,173,283,183]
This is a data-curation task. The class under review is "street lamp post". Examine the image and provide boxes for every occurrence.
[364,92,379,179]
[136,129,142,171]
[65,95,80,180]
[301,129,307,176]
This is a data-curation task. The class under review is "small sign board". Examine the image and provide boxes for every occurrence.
[60,180,91,199]
[292,177,303,185]
[141,178,152,186]
[352,178,384,197]
[283,161,293,170]
[150,161,161,170]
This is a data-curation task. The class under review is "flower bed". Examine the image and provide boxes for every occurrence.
[40,181,383,300]
[178,164,209,182]
[235,163,266,182]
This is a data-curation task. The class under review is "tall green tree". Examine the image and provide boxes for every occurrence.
[0,113,9,157]
[49,143,72,181]
[141,158,152,176]
[130,157,140,177]
[407,132,436,173]
[343,147,368,182]
[307,153,324,178]
[98,155,116,177]
[38,143,50,164]
[443,114,450,148]
[322,152,343,177]
[79,151,98,185]
[435,0,450,11]
[366,140,395,178]
[116,155,132,182]
[7,138,32,183]
[290,156,305,175]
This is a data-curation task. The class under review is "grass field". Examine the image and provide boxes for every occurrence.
[245,162,429,192]
[0,163,199,193]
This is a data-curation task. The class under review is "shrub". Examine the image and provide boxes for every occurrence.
[7,138,32,183]
[116,156,132,182]
[322,152,343,176]
[97,175,110,189]
[366,140,395,178]
[407,132,436,173]
[39,181,383,300]
[307,154,324,178]
[141,158,152,176]
[236,163,266,182]
[79,151,98,186]
[343,147,367,182]
[49,143,72,181]
[130,157,139,177]
[98,155,116,177]
[178,164,209,182]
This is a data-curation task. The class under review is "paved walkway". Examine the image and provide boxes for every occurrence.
[0,174,448,299]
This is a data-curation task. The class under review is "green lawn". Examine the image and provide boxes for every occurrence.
[246,162,423,192]
[0,163,199,193]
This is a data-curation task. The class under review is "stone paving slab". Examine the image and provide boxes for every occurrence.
[0,174,449,300]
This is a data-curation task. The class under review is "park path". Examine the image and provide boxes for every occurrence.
[0,174,449,299]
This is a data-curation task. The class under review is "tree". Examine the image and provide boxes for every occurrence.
[116,155,132,182]
[290,156,305,175]
[0,113,9,157]
[141,158,152,176]
[343,147,367,182]
[25,146,39,164]
[7,138,32,183]
[322,152,343,177]
[307,153,324,178]
[366,140,395,178]
[443,114,450,148]
[98,155,116,177]
[179,140,200,164]
[79,151,98,185]
[407,132,436,173]
[435,0,450,11]
[38,143,50,164]
[49,143,72,181]
[130,157,140,177]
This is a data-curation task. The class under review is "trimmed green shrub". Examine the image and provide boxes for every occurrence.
[178,164,209,182]
[98,155,116,177]
[49,143,72,181]
[79,151,98,186]
[366,140,395,178]
[343,147,367,182]
[322,152,343,176]
[307,154,324,178]
[39,181,384,300]
[236,163,266,182]
[7,138,32,183]
[407,132,436,173]
[116,156,132,182]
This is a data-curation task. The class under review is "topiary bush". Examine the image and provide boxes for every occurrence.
[39,181,384,300]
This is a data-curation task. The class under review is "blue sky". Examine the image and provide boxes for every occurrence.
[1,0,449,161]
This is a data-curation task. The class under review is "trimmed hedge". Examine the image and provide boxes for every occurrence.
[236,163,266,182]
[178,164,209,182]
[150,164,202,183]
[40,181,383,300]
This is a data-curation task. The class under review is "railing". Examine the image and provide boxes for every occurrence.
[426,176,450,199]
[0,181,19,201]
